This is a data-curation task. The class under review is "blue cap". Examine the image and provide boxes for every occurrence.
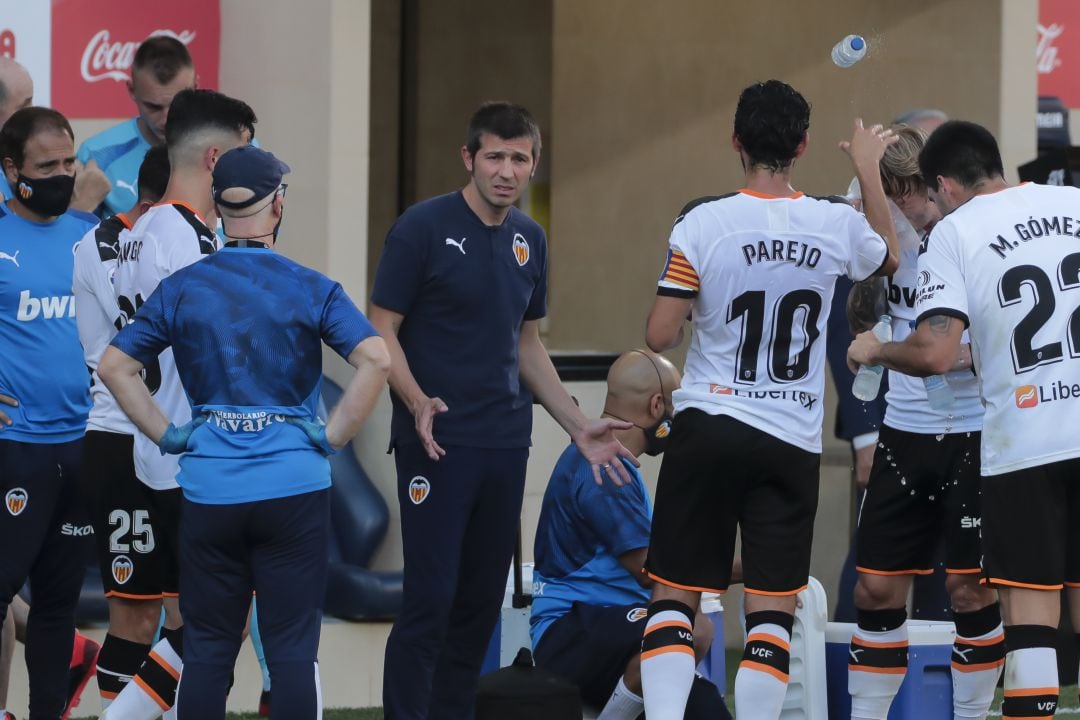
[212,145,291,209]
[851,36,865,50]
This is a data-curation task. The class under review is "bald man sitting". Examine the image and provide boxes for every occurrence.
[530,349,729,720]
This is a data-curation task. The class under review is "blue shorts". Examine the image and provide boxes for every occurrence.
[534,603,643,707]
[534,603,728,717]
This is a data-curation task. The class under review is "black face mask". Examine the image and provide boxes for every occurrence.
[15,173,75,218]
[641,414,673,456]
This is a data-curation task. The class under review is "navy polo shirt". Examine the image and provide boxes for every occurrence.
[371,191,548,449]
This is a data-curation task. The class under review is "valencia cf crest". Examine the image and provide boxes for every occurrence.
[409,476,430,505]
[112,555,134,585]
[654,420,671,439]
[626,607,648,623]
[512,233,530,266]
[17,182,32,201]
[4,488,27,516]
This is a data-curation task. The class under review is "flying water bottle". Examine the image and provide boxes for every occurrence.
[923,374,955,413]
[852,315,892,401]
[832,34,867,68]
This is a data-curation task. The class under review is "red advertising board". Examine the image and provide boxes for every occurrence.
[50,0,220,118]
[1039,0,1080,106]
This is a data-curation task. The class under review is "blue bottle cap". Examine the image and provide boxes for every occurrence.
[851,36,865,51]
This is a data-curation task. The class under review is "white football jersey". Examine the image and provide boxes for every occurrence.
[73,214,137,435]
[113,202,219,489]
[916,183,1080,475]
[883,216,984,435]
[658,190,888,452]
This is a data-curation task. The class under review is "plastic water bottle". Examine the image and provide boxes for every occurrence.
[832,34,867,68]
[923,374,955,412]
[852,315,892,401]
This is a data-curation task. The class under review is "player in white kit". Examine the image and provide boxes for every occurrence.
[100,88,255,720]
[638,80,900,720]
[845,125,1002,720]
[850,120,1080,720]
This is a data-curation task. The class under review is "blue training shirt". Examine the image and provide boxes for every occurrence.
[0,205,96,443]
[530,444,652,647]
[77,118,150,218]
[78,119,261,218]
[110,244,378,504]
[370,191,548,449]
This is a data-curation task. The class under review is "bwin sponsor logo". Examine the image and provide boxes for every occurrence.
[17,290,76,321]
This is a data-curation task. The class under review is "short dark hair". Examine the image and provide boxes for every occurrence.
[165,88,256,151]
[465,102,541,160]
[918,120,1003,191]
[733,80,811,172]
[137,145,170,202]
[132,36,194,85]
[0,106,74,169]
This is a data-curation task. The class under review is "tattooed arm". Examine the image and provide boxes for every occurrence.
[847,313,965,377]
[846,277,889,334]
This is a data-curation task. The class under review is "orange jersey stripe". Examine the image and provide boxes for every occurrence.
[641,645,695,662]
[746,632,791,652]
[739,659,789,682]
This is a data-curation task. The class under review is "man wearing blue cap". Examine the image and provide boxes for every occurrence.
[100,144,391,719]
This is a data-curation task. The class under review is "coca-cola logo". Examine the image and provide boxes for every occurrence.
[80,28,196,83]
[1037,22,1063,75]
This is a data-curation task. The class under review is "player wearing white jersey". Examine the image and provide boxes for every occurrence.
[98,89,255,720]
[850,120,1080,720]
[73,146,185,712]
[637,80,900,720]
[845,125,1002,720]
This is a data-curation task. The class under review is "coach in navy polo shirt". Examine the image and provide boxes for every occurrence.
[371,101,637,720]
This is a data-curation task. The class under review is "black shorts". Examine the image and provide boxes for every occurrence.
[533,603,644,707]
[856,425,982,576]
[981,457,1080,590]
[83,430,181,599]
[645,410,820,596]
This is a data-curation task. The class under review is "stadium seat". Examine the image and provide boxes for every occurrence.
[76,376,403,625]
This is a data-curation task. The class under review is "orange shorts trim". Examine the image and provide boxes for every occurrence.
[105,591,165,600]
[856,566,934,577]
[945,567,982,575]
[849,664,906,675]
[739,659,789,682]
[984,577,1064,591]
[744,584,807,597]
[646,571,727,595]
[952,659,1005,673]
[162,592,180,598]
[1065,582,1080,588]
[746,632,791,652]
[641,645,695,662]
